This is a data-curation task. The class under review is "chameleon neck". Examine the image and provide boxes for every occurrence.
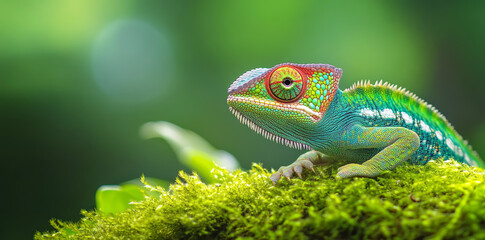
[311,90,357,153]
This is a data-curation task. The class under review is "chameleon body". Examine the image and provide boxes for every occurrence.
[227,63,484,184]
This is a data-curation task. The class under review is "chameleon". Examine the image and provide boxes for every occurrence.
[227,63,484,184]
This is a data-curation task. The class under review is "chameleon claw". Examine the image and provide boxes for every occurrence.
[294,165,303,179]
[285,176,291,182]
[270,173,281,185]
[283,169,293,179]
[300,160,313,169]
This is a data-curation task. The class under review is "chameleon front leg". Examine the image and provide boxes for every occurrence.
[270,150,336,185]
[337,126,420,178]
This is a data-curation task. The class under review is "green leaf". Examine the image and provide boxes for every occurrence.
[140,121,240,183]
[95,184,143,214]
[96,177,170,214]
[96,185,141,214]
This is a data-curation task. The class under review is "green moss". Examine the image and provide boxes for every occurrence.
[36,160,485,239]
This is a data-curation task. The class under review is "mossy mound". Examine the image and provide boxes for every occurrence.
[36,160,485,239]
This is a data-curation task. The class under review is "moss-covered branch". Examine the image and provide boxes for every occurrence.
[36,160,485,239]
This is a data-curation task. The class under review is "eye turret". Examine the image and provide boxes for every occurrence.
[266,66,307,102]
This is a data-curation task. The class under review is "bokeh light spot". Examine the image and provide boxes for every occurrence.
[92,19,172,103]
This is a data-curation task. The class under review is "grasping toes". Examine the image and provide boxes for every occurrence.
[270,159,314,185]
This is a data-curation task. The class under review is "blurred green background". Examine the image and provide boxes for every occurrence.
[2,1,485,238]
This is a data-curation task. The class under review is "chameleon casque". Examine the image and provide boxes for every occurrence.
[227,63,484,184]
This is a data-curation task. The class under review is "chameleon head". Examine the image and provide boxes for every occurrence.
[227,63,342,149]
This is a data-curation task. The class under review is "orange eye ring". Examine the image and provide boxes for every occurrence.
[265,66,307,103]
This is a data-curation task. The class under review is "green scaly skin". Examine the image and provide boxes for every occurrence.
[227,63,484,184]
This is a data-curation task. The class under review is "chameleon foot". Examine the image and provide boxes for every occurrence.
[270,159,314,185]
[337,163,379,178]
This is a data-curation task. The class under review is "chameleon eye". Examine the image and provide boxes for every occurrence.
[266,66,306,102]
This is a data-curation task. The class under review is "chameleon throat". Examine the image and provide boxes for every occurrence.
[229,106,312,151]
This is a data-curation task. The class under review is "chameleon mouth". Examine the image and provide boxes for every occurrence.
[227,95,323,122]
[228,106,312,151]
